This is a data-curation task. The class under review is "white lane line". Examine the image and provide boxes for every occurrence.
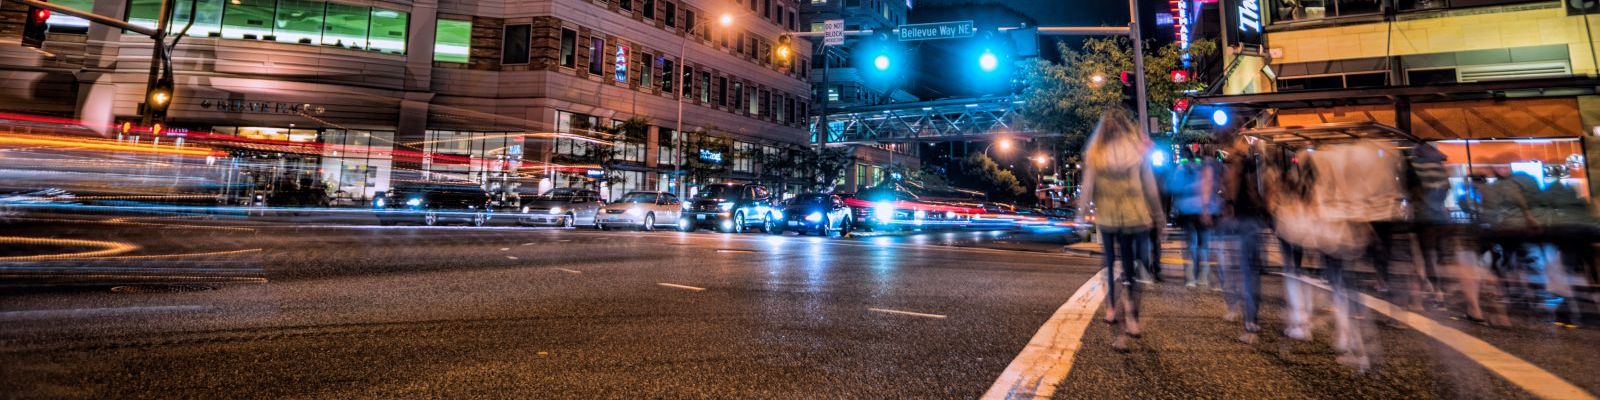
[0,305,215,321]
[867,307,948,319]
[983,268,1107,400]
[1280,273,1596,400]
[506,256,519,260]
[554,268,583,275]
[522,242,537,246]
[656,282,706,292]
[500,247,510,251]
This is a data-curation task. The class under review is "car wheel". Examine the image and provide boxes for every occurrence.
[732,213,746,233]
[562,213,575,228]
[679,218,693,232]
[816,216,830,236]
[642,213,655,232]
[766,215,784,235]
[471,212,487,227]
[839,217,852,237]
[423,212,438,226]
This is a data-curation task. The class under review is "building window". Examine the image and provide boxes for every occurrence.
[621,0,632,11]
[367,8,408,54]
[643,0,655,19]
[759,89,770,118]
[219,0,274,40]
[434,19,472,63]
[773,93,784,122]
[502,24,530,64]
[684,9,696,34]
[750,88,762,115]
[560,28,577,68]
[763,0,771,18]
[736,32,746,55]
[683,65,695,98]
[664,1,677,27]
[589,37,606,74]
[775,5,784,25]
[788,11,797,30]
[749,0,757,11]
[732,142,754,172]
[272,0,323,44]
[1271,0,1381,23]
[809,22,824,32]
[733,82,744,111]
[130,0,224,35]
[715,76,727,106]
[658,128,678,166]
[660,58,675,93]
[784,97,794,125]
[699,71,711,103]
[613,121,648,164]
[555,111,602,158]
[640,51,655,87]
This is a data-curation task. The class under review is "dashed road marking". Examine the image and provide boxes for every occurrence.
[500,247,510,251]
[867,307,948,319]
[656,282,706,292]
[983,268,1107,400]
[1282,273,1596,400]
[554,268,583,275]
[505,256,518,260]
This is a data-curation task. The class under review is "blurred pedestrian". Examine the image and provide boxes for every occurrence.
[1406,143,1451,303]
[1308,140,1404,371]
[1216,130,1269,344]
[1166,144,1221,288]
[1078,107,1164,351]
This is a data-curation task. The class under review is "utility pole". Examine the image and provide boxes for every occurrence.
[16,0,177,128]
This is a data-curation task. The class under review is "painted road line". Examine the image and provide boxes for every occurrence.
[983,268,1107,400]
[656,282,706,292]
[500,247,510,251]
[715,249,757,253]
[867,307,948,319]
[1280,274,1595,400]
[0,305,215,321]
[554,268,583,275]
[506,256,519,260]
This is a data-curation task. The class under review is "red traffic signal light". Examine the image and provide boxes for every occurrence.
[1170,70,1189,83]
[1173,98,1190,112]
[22,3,50,49]
[1118,71,1131,86]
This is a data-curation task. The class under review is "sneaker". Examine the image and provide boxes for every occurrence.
[1111,334,1130,352]
[1284,325,1311,341]
[1185,281,1198,288]
[1236,332,1259,344]
[1126,318,1143,338]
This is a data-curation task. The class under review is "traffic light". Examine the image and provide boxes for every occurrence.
[775,34,793,62]
[142,76,174,122]
[1118,70,1137,109]
[22,3,50,49]
[978,49,998,72]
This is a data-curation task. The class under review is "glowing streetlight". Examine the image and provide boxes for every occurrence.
[997,138,1012,151]
[1089,73,1107,87]
[719,13,733,27]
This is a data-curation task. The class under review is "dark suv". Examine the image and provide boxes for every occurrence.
[683,183,778,233]
[374,184,492,226]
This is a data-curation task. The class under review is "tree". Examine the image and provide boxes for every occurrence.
[961,153,1025,200]
[811,147,853,192]
[1018,38,1217,156]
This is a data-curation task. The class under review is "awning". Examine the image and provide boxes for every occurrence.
[1241,122,1418,146]
[1192,76,1600,110]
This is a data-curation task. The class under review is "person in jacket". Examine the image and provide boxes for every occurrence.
[1077,107,1164,351]
[1216,130,1271,344]
[1166,145,1221,288]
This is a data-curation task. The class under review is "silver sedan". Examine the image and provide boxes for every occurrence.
[596,191,683,231]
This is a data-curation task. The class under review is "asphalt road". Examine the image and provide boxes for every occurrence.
[0,214,1594,399]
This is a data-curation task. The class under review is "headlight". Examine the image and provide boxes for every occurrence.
[521,206,529,213]
[872,202,896,221]
[770,209,783,220]
[805,212,823,222]
[718,202,734,211]
[944,211,956,219]
[681,201,691,210]
[374,198,386,208]
[405,198,422,207]
[913,210,927,220]
[549,206,563,215]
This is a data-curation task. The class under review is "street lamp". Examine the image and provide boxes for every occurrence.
[978,49,998,72]
[1089,73,1106,87]
[674,13,736,196]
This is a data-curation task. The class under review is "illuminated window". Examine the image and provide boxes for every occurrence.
[45,0,93,31]
[434,19,471,63]
[660,58,675,93]
[699,71,710,103]
[320,3,368,48]
[640,51,654,87]
[367,8,407,54]
[273,0,324,44]
[589,37,605,74]
[220,0,274,39]
[682,65,694,98]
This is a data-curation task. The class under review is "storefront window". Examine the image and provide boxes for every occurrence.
[422,130,523,200]
[273,0,324,44]
[608,170,646,200]
[1433,138,1589,219]
[732,142,753,172]
[434,19,472,63]
[1271,0,1381,23]
[320,3,368,48]
[658,128,678,166]
[220,0,274,39]
[367,8,407,54]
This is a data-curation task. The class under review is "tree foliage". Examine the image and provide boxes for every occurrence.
[961,153,1025,199]
[1018,38,1217,155]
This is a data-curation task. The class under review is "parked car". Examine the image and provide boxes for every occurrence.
[771,193,853,236]
[517,188,604,228]
[374,184,492,226]
[597,191,682,231]
[682,183,778,233]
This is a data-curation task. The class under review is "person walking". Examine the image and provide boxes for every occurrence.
[1166,145,1220,288]
[1216,130,1270,344]
[1077,107,1164,352]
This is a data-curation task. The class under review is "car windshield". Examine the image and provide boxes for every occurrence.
[788,194,829,205]
[618,192,657,203]
[540,188,581,200]
[696,185,734,200]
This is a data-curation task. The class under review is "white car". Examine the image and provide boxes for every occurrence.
[596,191,683,231]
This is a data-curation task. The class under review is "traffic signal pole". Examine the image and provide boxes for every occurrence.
[13,0,175,127]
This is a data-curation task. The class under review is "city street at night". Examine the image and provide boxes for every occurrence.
[2,214,1594,398]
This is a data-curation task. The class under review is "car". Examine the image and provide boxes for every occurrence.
[374,184,492,226]
[596,191,682,231]
[682,183,779,233]
[769,193,853,236]
[516,188,605,228]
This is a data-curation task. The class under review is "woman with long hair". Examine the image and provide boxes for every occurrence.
[1077,107,1164,351]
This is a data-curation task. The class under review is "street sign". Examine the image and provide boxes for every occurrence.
[823,19,844,46]
[896,20,974,42]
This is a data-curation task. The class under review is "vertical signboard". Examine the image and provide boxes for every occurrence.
[823,19,844,46]
[1233,0,1265,51]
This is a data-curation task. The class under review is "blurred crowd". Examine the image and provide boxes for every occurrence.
[1077,107,1599,370]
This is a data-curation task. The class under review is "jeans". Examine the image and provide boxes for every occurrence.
[1176,215,1213,285]
[1220,217,1264,333]
[1102,230,1148,325]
